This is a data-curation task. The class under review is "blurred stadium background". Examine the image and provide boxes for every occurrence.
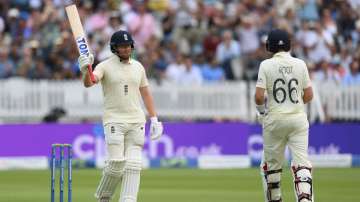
[0,0,359,201]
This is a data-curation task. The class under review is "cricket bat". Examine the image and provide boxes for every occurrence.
[64,0,96,83]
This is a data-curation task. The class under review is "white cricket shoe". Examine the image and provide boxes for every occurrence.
[99,197,110,202]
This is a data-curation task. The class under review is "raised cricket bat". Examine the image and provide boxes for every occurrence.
[64,0,96,82]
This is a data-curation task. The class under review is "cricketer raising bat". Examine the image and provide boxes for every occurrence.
[64,0,96,82]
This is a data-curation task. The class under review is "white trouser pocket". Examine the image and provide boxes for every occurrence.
[104,123,125,145]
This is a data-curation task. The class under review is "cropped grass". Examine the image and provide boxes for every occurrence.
[0,168,359,202]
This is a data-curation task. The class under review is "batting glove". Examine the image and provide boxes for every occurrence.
[78,54,94,74]
[256,104,268,124]
[149,117,163,140]
[256,111,267,124]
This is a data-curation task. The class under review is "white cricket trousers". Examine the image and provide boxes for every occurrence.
[261,114,312,170]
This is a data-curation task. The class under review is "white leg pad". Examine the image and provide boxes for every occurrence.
[119,159,142,202]
[95,160,125,200]
[261,166,282,202]
[292,166,313,202]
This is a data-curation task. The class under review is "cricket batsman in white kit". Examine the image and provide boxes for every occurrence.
[78,30,163,202]
[255,29,314,202]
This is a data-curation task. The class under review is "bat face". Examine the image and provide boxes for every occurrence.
[64,0,96,82]
[65,3,90,57]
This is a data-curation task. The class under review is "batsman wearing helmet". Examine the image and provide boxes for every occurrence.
[78,30,163,202]
[255,29,314,202]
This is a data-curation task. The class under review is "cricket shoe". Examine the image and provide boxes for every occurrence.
[99,197,110,202]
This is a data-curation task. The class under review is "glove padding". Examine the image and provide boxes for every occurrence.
[256,111,267,124]
[149,117,163,140]
[78,54,94,74]
[256,104,267,124]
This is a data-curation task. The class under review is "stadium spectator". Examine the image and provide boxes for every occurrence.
[124,0,157,54]
[84,2,108,33]
[201,57,225,83]
[321,8,337,37]
[28,58,51,79]
[202,26,221,61]
[215,29,241,80]
[0,49,15,78]
[342,60,360,86]
[352,20,360,46]
[313,60,342,85]
[0,0,359,124]
[237,16,259,55]
[177,55,203,86]
[0,0,358,87]
[297,0,320,22]
[164,52,185,84]
[103,11,127,39]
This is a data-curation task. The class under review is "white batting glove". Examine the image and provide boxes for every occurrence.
[256,104,268,124]
[256,111,267,124]
[78,54,94,74]
[149,117,163,140]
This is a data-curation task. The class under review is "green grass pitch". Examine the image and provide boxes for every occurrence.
[0,168,359,202]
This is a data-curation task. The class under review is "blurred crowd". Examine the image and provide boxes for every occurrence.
[0,0,360,86]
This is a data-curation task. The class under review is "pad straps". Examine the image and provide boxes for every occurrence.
[264,169,282,202]
[292,166,313,202]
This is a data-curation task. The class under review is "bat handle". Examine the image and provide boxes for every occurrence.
[87,64,96,83]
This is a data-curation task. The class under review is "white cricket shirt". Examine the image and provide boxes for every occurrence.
[93,55,149,124]
[256,52,311,117]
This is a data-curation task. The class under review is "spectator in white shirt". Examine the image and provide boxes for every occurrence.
[178,56,203,85]
[216,30,241,80]
[216,30,241,63]
[313,60,341,85]
[237,16,259,55]
[165,52,185,84]
[342,60,360,86]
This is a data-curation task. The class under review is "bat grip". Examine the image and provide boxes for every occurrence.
[87,64,96,83]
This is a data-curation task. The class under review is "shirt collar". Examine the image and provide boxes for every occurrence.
[112,54,133,64]
[273,51,291,57]
[121,58,133,64]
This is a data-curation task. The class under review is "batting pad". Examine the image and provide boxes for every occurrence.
[119,159,142,202]
[293,167,313,202]
[95,160,125,200]
[261,169,282,202]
